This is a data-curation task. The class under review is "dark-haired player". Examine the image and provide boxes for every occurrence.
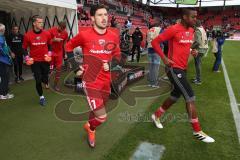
[151,8,215,143]
[66,5,121,148]
[23,15,52,106]
[48,21,68,91]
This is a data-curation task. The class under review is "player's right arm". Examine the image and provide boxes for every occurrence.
[151,26,176,65]
[48,28,59,42]
[65,33,83,52]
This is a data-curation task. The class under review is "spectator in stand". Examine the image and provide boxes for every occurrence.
[80,10,89,21]
[110,16,117,27]
[125,16,132,29]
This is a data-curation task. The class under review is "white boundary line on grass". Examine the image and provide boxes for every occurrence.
[204,47,209,57]
[222,59,240,144]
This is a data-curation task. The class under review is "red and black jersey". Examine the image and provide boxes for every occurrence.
[66,28,121,82]
[48,27,68,56]
[23,30,51,62]
[152,23,194,70]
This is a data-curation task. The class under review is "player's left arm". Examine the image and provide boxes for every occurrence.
[112,36,121,63]
[105,35,121,70]
[191,29,201,49]
[46,31,52,52]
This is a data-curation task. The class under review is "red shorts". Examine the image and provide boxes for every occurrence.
[83,80,111,111]
[51,55,63,70]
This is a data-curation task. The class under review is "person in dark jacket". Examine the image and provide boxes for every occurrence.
[131,27,143,62]
[7,25,25,83]
[212,31,225,72]
[0,23,14,100]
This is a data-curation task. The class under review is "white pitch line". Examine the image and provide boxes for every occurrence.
[204,47,209,57]
[222,59,240,143]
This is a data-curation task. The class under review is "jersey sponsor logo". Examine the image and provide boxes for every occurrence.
[179,39,193,44]
[35,36,41,40]
[32,42,47,46]
[99,39,106,46]
[185,32,190,37]
[89,49,112,54]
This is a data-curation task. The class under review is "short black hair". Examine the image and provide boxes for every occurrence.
[90,4,108,16]
[182,8,196,18]
[59,21,66,29]
[32,15,42,23]
[12,25,18,29]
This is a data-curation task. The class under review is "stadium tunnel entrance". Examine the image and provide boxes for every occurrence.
[0,10,11,34]
[0,0,78,38]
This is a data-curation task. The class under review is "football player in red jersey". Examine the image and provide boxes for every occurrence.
[48,21,68,91]
[151,8,215,143]
[66,4,121,148]
[23,15,52,106]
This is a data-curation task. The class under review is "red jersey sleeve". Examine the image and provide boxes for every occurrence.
[151,26,177,59]
[22,33,29,50]
[46,31,52,45]
[63,31,68,42]
[65,32,84,52]
[48,28,54,39]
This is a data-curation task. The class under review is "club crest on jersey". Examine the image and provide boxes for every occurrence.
[177,74,182,78]
[35,36,41,40]
[185,32,190,37]
[99,39,106,46]
[104,42,117,51]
